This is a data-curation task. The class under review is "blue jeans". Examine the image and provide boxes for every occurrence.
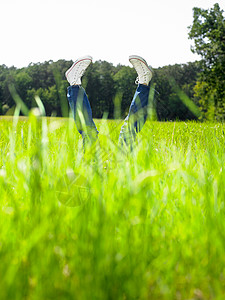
[67,84,150,148]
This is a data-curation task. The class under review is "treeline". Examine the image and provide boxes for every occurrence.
[0,59,201,120]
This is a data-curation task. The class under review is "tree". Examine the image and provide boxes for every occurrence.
[14,71,32,106]
[153,62,201,120]
[113,66,136,118]
[188,3,225,120]
[85,61,116,119]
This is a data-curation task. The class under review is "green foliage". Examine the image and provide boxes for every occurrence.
[188,3,225,120]
[194,81,216,120]
[113,66,137,117]
[153,62,201,120]
[0,60,200,121]
[14,72,32,101]
[0,116,225,299]
[85,61,116,118]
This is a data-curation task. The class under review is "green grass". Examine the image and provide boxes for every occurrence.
[0,115,225,300]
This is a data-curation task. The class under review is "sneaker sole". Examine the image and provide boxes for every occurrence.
[65,55,93,79]
[129,55,152,73]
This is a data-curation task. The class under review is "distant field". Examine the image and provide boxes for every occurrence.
[0,116,225,299]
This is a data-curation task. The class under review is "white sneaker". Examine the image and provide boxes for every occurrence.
[65,55,93,85]
[129,55,153,85]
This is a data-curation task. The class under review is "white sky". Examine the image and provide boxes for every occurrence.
[0,0,225,68]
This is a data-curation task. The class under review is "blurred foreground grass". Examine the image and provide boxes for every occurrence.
[0,115,225,300]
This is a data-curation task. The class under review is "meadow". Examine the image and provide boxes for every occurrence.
[0,115,225,300]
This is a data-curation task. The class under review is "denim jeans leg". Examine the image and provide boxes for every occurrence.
[67,85,98,146]
[119,84,150,147]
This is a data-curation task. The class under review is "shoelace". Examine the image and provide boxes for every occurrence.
[135,76,139,85]
[135,71,151,84]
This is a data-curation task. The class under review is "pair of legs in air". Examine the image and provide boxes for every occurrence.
[65,55,153,149]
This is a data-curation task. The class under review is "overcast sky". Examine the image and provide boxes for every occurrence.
[1,0,224,68]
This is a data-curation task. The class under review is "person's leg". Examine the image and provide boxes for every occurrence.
[65,56,98,147]
[119,55,153,147]
[119,83,150,145]
[67,85,98,145]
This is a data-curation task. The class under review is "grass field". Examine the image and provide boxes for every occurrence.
[0,115,225,300]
